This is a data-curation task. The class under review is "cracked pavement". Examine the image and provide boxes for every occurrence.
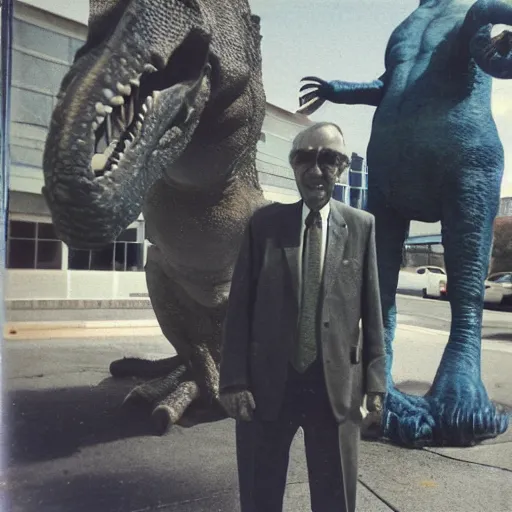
[4,318,512,511]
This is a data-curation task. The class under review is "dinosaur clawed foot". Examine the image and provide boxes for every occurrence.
[382,374,510,447]
[381,386,435,447]
[111,356,226,434]
[151,381,201,434]
[426,374,510,446]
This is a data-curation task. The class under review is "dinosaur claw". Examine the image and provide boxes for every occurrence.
[299,83,320,93]
[296,97,325,116]
[300,90,320,106]
[301,76,325,84]
[151,405,174,435]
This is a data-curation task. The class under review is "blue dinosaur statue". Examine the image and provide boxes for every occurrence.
[298,0,512,447]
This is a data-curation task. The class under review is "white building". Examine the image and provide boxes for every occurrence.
[5,1,310,302]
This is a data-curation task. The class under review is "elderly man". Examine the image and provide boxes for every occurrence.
[219,122,386,512]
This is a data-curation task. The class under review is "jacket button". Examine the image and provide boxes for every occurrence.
[323,321,329,328]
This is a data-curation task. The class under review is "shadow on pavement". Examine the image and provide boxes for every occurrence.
[395,379,430,395]
[396,288,422,297]
[6,379,156,465]
[9,469,239,512]
[483,332,512,341]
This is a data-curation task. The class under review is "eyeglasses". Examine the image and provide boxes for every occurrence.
[290,148,350,171]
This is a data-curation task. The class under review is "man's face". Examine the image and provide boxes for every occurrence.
[290,125,350,211]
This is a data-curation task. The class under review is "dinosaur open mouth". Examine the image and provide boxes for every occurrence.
[91,33,210,177]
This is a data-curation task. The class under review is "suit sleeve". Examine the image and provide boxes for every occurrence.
[219,216,260,393]
[362,215,387,395]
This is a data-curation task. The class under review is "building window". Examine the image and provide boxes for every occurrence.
[68,228,144,271]
[7,220,62,269]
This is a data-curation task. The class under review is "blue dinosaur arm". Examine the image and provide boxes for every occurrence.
[298,73,386,114]
[460,0,512,79]
[329,76,386,107]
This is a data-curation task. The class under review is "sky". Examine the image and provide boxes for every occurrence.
[249,0,512,197]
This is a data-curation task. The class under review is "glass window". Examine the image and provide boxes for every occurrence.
[37,223,58,240]
[7,220,62,270]
[67,229,144,272]
[90,245,115,271]
[9,220,36,239]
[68,249,91,270]
[36,241,62,269]
[7,239,36,268]
[116,228,137,242]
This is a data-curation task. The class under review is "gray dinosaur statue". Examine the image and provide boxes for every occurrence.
[298,0,512,447]
[42,0,268,433]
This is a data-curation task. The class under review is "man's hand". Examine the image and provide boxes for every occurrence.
[219,388,256,421]
[362,393,385,438]
[365,393,384,429]
[367,392,384,414]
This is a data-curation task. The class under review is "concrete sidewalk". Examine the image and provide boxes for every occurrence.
[4,325,512,511]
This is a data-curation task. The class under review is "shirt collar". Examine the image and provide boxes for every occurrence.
[302,200,331,226]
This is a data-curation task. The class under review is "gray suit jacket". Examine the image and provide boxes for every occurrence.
[219,199,386,423]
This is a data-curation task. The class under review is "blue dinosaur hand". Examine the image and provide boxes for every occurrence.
[471,26,512,78]
[298,75,385,114]
[297,76,330,115]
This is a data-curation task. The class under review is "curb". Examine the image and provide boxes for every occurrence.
[5,320,512,348]
[4,319,162,340]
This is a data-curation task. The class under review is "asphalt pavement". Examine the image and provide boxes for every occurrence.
[396,294,512,342]
[4,312,512,512]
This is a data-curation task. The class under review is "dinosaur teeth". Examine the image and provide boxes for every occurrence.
[102,88,115,100]
[143,64,157,74]
[129,76,140,87]
[116,82,132,96]
[96,115,105,125]
[95,102,107,115]
[110,95,125,106]
[91,153,108,171]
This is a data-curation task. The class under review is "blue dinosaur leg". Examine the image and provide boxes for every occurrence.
[427,178,510,446]
[367,189,435,447]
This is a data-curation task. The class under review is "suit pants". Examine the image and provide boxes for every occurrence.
[236,360,360,512]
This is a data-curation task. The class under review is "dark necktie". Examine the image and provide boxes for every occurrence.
[292,210,323,373]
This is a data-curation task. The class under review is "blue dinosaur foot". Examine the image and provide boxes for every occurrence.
[381,385,436,448]
[426,374,510,447]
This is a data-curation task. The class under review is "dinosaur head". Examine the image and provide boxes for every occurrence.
[43,0,264,247]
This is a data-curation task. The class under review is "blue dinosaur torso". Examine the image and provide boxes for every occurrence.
[367,0,504,222]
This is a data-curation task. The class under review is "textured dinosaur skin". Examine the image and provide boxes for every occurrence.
[42,0,268,433]
[299,0,512,447]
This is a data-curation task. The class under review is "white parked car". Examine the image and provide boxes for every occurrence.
[416,266,447,299]
[486,272,512,304]
[412,266,503,304]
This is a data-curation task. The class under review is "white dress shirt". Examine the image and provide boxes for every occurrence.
[298,201,330,303]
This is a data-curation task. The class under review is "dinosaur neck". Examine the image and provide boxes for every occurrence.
[161,145,260,196]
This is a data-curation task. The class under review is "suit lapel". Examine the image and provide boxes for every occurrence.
[281,200,303,305]
[323,200,348,296]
